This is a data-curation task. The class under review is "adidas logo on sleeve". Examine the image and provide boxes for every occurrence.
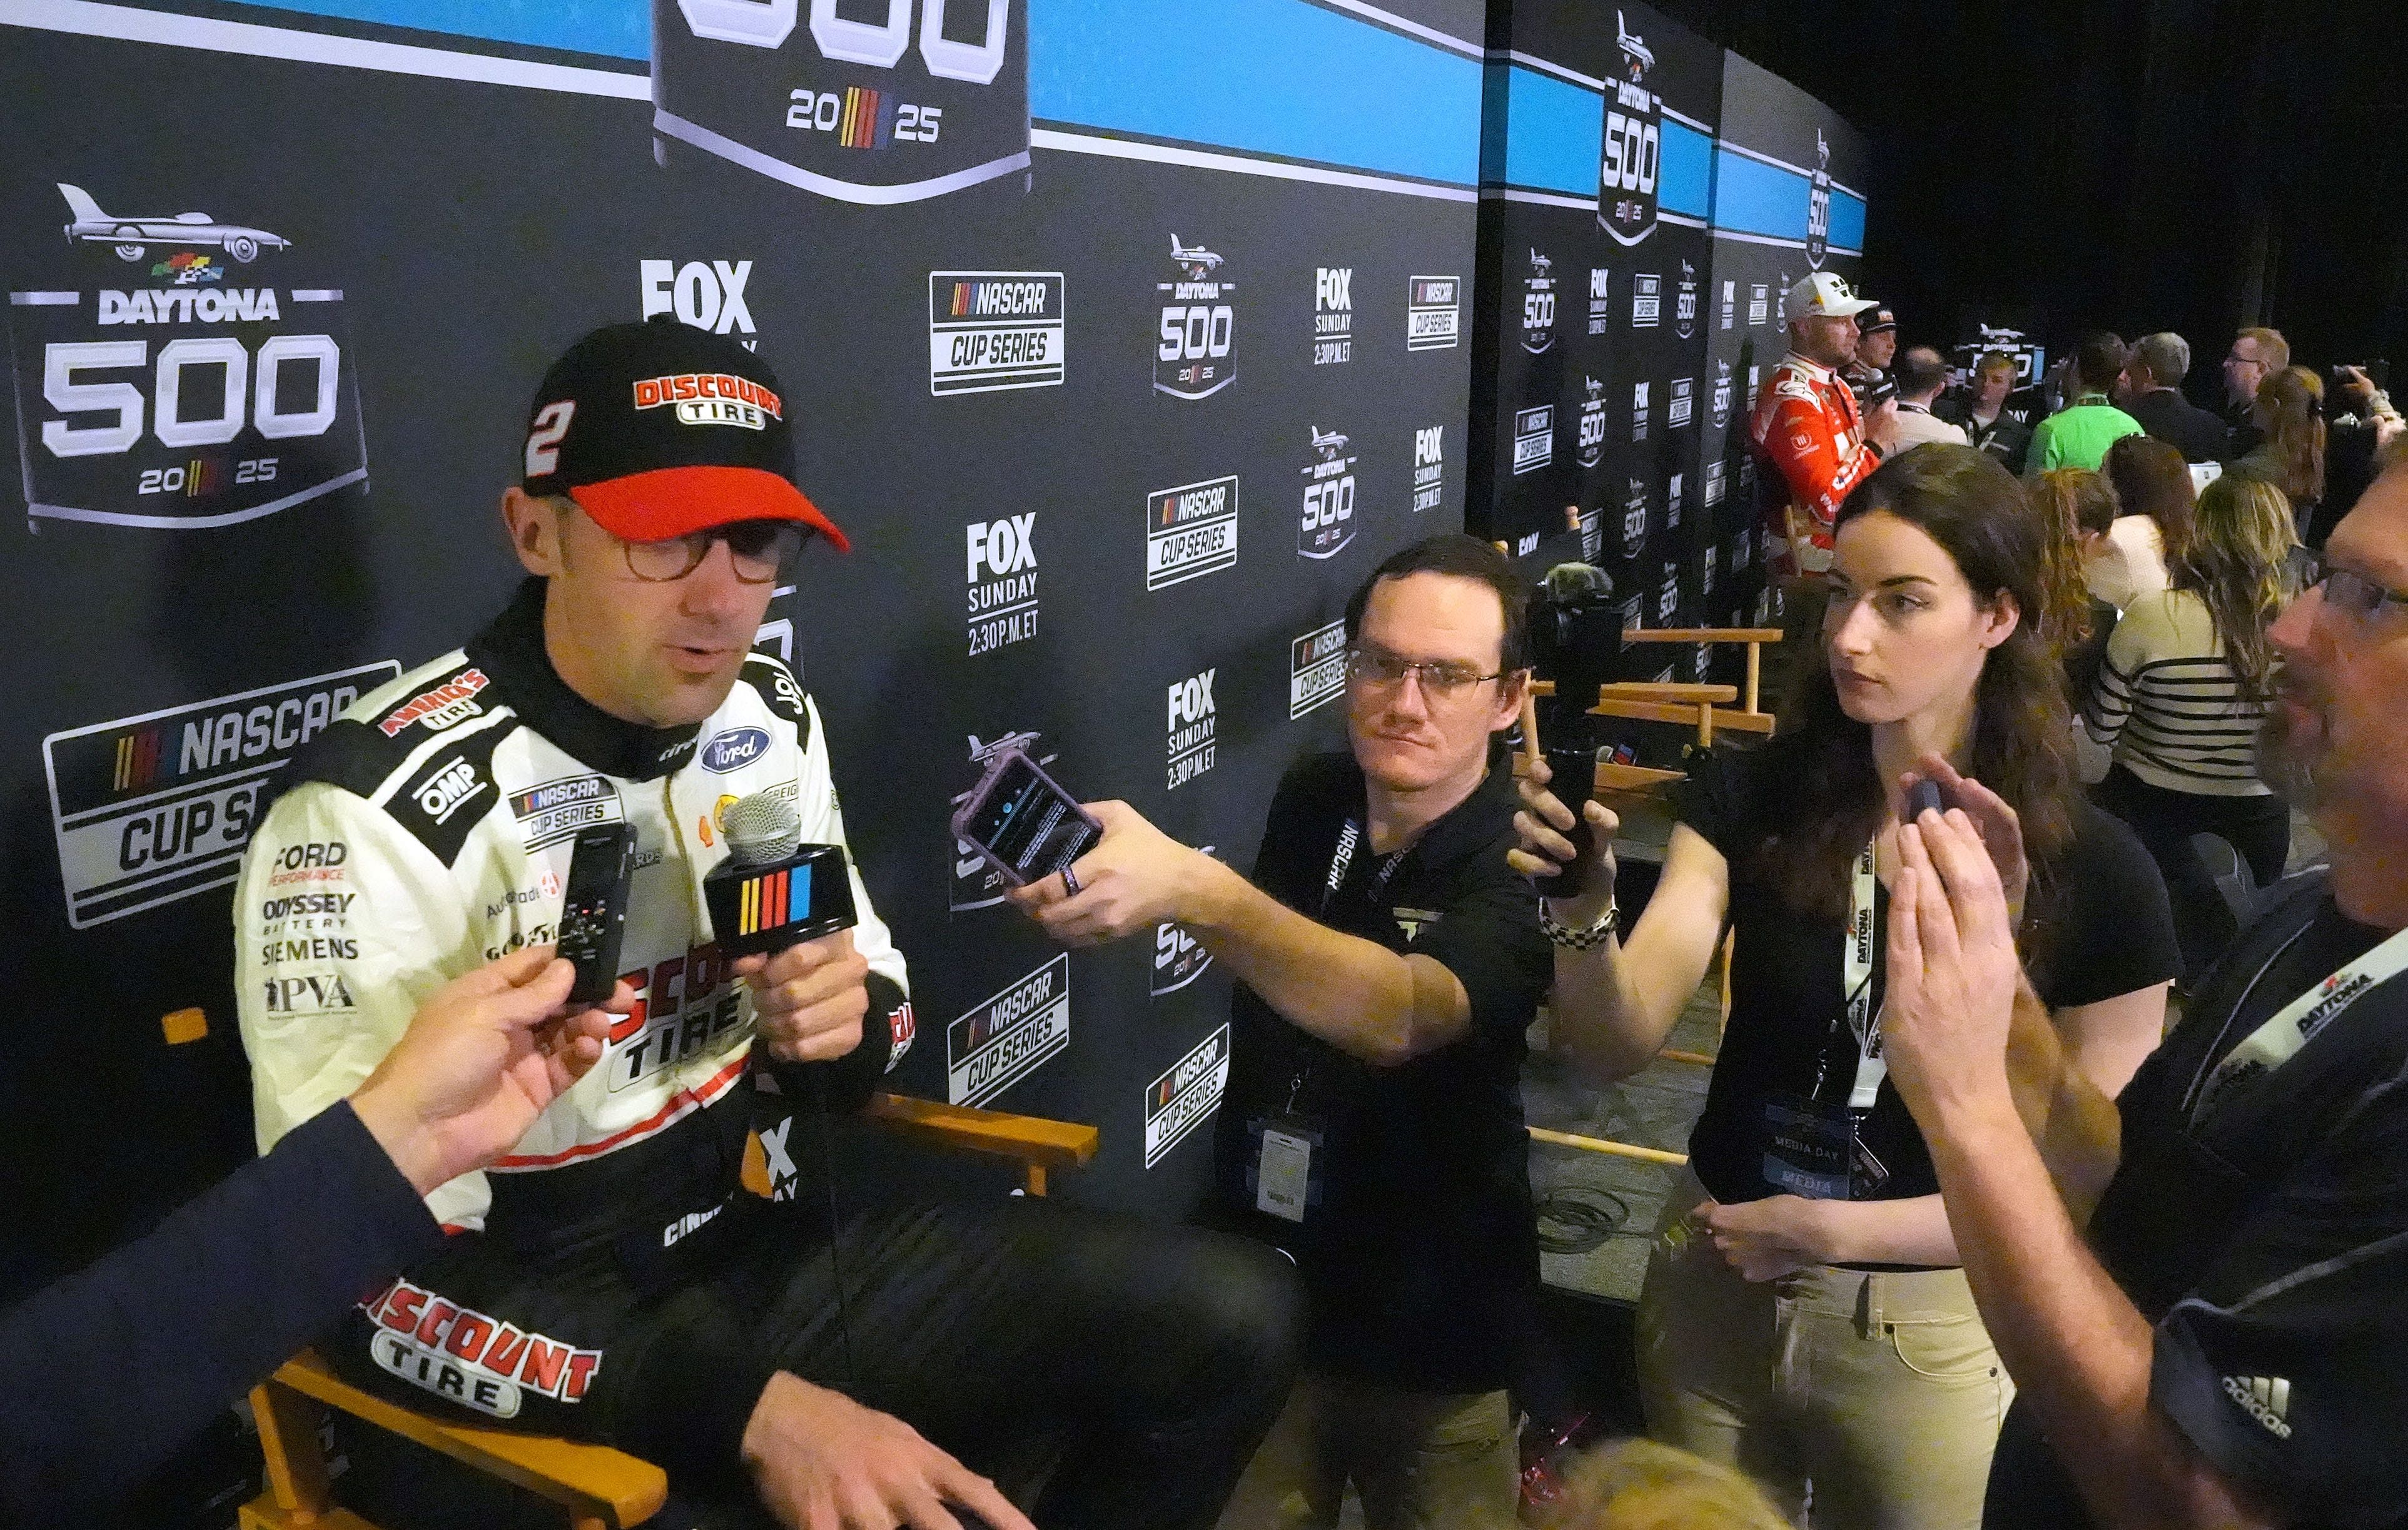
[2220,1374,2293,1439]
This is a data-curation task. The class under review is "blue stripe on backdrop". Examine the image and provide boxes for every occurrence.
[1711,146,1866,245]
[1029,0,1481,185]
[199,0,1485,185]
[1484,63,1601,194]
[1659,118,1711,218]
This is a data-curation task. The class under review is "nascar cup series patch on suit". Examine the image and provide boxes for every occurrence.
[652,0,1031,203]
[6,181,368,529]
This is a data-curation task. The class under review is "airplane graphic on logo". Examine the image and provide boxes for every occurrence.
[1170,236,1224,280]
[1617,11,1654,77]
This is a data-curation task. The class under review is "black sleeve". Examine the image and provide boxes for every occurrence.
[2038,802,2181,1008]
[1408,853,1550,1047]
[1668,744,1750,862]
[0,1102,440,1524]
[2148,1078,2408,1526]
[762,970,899,1117]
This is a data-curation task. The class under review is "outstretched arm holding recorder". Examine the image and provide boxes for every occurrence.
[0,949,627,1525]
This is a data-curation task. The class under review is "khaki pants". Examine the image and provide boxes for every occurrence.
[1216,1371,1517,1530]
[1636,1174,2011,1530]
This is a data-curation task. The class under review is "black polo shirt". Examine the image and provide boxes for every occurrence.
[1212,749,1551,1393]
[1985,876,2408,1530]
[1677,743,2178,1212]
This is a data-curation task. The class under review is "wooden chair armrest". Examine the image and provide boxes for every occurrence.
[265,1351,665,1527]
[1619,627,1783,644]
[863,1093,1100,1174]
[1587,698,1776,734]
[1596,682,1738,705]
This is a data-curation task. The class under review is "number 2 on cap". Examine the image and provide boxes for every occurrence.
[525,402,575,478]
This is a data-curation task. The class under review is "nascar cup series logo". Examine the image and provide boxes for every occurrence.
[1143,1024,1229,1169]
[1156,236,1237,398]
[652,0,1030,203]
[1166,668,1217,790]
[948,951,1070,1106]
[1704,458,1726,508]
[1674,260,1699,339]
[1520,249,1557,355]
[1631,272,1661,330]
[1406,275,1460,352]
[1711,360,1734,429]
[1146,474,1240,590]
[1599,9,1661,246]
[640,258,756,345]
[928,270,1064,395]
[1586,266,1611,338]
[1630,381,1651,443]
[1512,405,1553,476]
[1702,544,1717,602]
[1620,478,1650,561]
[965,512,1036,656]
[948,731,1051,911]
[1311,266,1353,366]
[1576,378,1607,469]
[1411,425,1446,514]
[1576,504,1604,563]
[1669,377,1695,430]
[1749,281,1769,327]
[1290,619,1348,718]
[8,183,367,530]
[1807,129,1833,268]
[44,660,397,928]
[1298,425,1357,559]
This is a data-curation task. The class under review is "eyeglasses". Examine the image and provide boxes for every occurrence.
[619,522,806,584]
[1343,644,1506,699]
[2285,545,2408,623]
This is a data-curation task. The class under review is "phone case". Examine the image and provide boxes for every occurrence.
[949,742,1102,888]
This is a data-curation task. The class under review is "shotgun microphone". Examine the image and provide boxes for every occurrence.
[702,792,856,956]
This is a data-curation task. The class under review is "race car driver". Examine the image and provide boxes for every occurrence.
[235,317,1297,1530]
[1751,272,1902,576]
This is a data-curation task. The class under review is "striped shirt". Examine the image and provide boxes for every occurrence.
[2084,589,2273,796]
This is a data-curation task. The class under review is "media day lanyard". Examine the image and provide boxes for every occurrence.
[2193,923,2408,1123]
[1838,838,1887,1110]
[1285,818,1405,1110]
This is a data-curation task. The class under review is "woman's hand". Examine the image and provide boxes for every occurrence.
[1696,1195,1838,1283]
[1508,754,1620,928]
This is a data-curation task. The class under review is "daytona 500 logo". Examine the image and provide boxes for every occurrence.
[8,183,367,530]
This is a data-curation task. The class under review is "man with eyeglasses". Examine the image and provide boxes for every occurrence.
[236,317,1300,1530]
[1008,534,1552,1529]
[2221,327,2289,458]
[1873,455,2408,1530]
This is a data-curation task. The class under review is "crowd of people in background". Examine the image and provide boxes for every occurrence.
[1765,291,2407,986]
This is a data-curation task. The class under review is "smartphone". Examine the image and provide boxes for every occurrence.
[1540,743,1604,889]
[951,744,1103,888]
[556,824,635,1003]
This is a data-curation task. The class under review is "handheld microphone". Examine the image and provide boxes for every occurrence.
[702,792,857,957]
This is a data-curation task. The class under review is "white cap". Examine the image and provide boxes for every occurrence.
[1788,271,1874,320]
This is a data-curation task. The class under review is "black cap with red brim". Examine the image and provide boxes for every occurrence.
[520,315,849,552]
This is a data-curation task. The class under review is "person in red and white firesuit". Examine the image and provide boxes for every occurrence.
[1752,273,1903,576]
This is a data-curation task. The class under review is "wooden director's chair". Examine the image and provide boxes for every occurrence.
[242,1093,1100,1530]
[1514,624,1783,1172]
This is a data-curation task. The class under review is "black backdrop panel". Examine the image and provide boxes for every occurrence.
[0,1,1482,1334]
[1700,51,1870,631]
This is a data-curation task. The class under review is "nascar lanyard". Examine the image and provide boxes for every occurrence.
[1835,839,1887,1110]
[1320,819,1405,918]
[2192,923,2408,1123]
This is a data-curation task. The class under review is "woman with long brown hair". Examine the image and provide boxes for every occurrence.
[2085,471,2299,980]
[2231,364,2327,538]
[2098,434,2193,604]
[1513,445,2177,1530]
[2029,469,2121,706]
